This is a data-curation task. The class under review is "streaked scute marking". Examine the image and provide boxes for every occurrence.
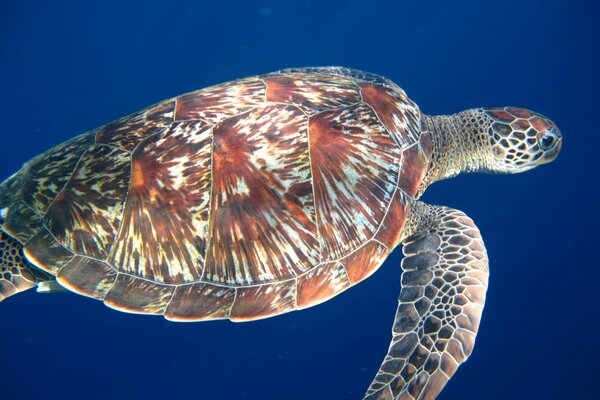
[0,68,416,322]
[297,261,350,309]
[205,104,319,286]
[110,120,213,284]
[104,274,175,314]
[230,280,297,321]
[44,144,131,259]
[360,83,421,149]
[175,78,266,123]
[264,73,361,115]
[2,201,42,243]
[280,67,394,87]
[21,133,95,215]
[23,228,74,274]
[95,101,175,150]
[165,282,235,321]
[57,256,116,299]
[309,103,402,260]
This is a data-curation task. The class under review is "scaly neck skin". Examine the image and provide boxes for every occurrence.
[421,109,493,187]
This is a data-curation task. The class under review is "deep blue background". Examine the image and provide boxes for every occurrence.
[1,1,598,399]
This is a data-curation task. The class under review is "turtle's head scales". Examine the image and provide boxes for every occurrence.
[483,107,562,174]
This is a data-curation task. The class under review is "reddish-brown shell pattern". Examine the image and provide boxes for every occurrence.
[0,67,432,321]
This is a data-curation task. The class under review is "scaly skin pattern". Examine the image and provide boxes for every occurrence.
[0,67,562,400]
[365,202,489,400]
[0,228,51,300]
[420,107,561,192]
[0,67,431,321]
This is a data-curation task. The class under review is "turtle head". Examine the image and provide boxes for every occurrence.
[422,107,561,187]
[484,107,562,173]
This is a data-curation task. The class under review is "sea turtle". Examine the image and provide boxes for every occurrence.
[0,67,561,399]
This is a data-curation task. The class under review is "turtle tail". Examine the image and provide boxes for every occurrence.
[0,229,52,302]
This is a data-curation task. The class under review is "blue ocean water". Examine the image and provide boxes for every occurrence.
[1,1,597,399]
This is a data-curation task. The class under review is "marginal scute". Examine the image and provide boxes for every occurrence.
[23,228,74,273]
[342,240,389,284]
[230,280,297,321]
[419,126,433,159]
[296,262,350,309]
[398,143,429,198]
[165,283,235,321]
[95,100,175,150]
[56,256,116,299]
[103,274,175,315]
[374,190,409,249]
[0,276,35,301]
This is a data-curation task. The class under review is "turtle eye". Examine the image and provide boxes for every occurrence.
[539,130,558,150]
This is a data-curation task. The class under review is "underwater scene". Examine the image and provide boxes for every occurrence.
[1,1,598,399]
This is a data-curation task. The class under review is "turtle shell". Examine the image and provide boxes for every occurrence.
[0,67,433,321]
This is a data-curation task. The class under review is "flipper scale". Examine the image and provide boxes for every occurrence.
[365,201,489,400]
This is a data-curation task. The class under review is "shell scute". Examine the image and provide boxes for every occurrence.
[204,103,319,286]
[296,261,350,309]
[264,72,361,114]
[22,133,95,216]
[23,228,74,274]
[280,67,393,87]
[230,280,297,321]
[398,141,430,198]
[165,282,235,321]
[57,256,116,299]
[175,78,266,123]
[2,201,42,243]
[342,240,389,284]
[103,274,175,315]
[109,120,213,284]
[95,100,175,151]
[309,103,402,260]
[374,190,410,249]
[44,144,130,259]
[360,83,421,149]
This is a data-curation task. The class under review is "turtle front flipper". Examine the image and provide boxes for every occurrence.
[0,229,53,301]
[365,202,489,400]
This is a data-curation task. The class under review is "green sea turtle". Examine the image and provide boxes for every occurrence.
[0,67,561,399]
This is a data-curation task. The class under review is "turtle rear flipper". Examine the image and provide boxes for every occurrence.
[365,202,489,400]
[0,229,53,301]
